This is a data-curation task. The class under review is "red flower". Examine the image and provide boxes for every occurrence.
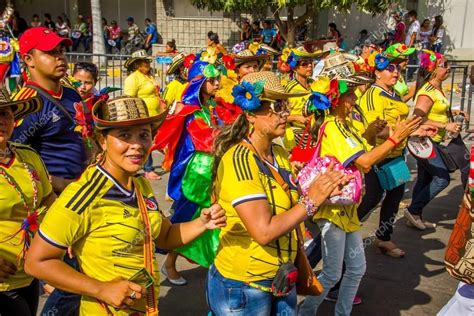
[222,55,236,70]
[184,54,196,69]
[277,60,291,73]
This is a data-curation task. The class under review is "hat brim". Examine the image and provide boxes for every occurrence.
[343,74,374,87]
[166,59,185,75]
[1,96,43,121]
[263,89,308,100]
[124,56,153,69]
[294,50,325,58]
[235,55,267,69]
[92,101,168,131]
[260,44,280,55]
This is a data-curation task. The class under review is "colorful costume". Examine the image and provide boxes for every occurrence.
[153,57,221,267]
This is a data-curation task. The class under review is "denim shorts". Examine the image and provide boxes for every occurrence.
[206,264,297,316]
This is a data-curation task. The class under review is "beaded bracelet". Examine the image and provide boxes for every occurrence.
[298,195,320,217]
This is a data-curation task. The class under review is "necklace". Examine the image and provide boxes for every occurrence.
[0,145,41,264]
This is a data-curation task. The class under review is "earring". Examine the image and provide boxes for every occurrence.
[95,150,106,164]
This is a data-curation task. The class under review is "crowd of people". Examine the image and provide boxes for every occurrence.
[9,12,159,54]
[0,4,470,316]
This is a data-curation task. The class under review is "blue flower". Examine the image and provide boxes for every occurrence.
[287,52,298,69]
[375,53,390,70]
[308,92,331,111]
[232,81,262,111]
[256,48,266,56]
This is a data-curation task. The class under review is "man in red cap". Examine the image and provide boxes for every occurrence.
[11,27,87,315]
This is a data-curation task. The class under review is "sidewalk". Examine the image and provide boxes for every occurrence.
[37,151,466,315]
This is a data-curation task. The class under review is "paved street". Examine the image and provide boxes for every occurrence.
[38,146,470,315]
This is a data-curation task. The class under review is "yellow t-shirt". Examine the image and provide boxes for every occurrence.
[162,79,187,107]
[285,78,311,129]
[39,165,163,315]
[0,143,52,291]
[124,70,161,116]
[359,85,409,158]
[415,82,450,143]
[214,142,299,282]
[312,116,368,233]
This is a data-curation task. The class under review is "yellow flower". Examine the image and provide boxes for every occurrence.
[201,47,218,64]
[310,76,330,94]
[249,42,260,55]
[215,74,238,104]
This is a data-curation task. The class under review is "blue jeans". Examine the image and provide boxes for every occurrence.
[41,256,80,316]
[207,264,297,315]
[408,144,450,217]
[143,156,154,172]
[432,43,443,53]
[299,220,366,316]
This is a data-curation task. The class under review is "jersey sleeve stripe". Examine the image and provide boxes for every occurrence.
[243,149,253,180]
[233,145,243,181]
[38,229,68,249]
[76,176,109,214]
[342,150,365,167]
[65,169,101,208]
[70,173,105,211]
[367,89,375,111]
[231,193,267,207]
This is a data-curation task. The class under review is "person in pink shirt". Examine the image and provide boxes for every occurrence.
[392,11,406,44]
[107,20,122,53]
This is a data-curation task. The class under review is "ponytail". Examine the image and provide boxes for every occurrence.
[212,114,249,181]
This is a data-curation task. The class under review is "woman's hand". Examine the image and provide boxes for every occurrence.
[411,125,438,137]
[200,204,227,230]
[0,257,17,282]
[445,122,462,133]
[390,116,423,143]
[96,279,146,309]
[306,163,347,206]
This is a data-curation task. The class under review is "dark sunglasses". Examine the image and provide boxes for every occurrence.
[269,100,289,116]
[438,61,449,68]
[74,62,98,75]
[385,64,401,73]
[298,60,313,68]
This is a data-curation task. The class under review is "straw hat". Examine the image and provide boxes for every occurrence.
[234,49,267,68]
[343,72,374,87]
[259,44,280,55]
[241,71,308,100]
[124,50,153,69]
[166,52,186,75]
[0,88,42,121]
[92,96,167,131]
[292,46,324,58]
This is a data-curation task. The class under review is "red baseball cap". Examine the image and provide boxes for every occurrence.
[19,27,73,56]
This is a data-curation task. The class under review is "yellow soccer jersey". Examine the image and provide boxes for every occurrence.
[0,143,52,291]
[214,142,298,282]
[39,165,163,315]
[312,116,368,233]
[285,79,311,129]
[359,85,409,158]
[415,82,450,143]
[162,79,187,107]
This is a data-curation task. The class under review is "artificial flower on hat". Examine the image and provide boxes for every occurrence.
[248,42,267,56]
[184,53,196,69]
[420,49,443,72]
[385,43,416,58]
[307,76,348,111]
[231,80,265,112]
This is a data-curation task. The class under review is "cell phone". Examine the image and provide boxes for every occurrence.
[128,268,154,289]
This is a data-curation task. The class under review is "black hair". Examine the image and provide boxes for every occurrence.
[360,29,368,35]
[252,20,260,27]
[73,62,99,82]
[208,31,219,44]
[145,18,151,23]
[407,10,417,18]
[329,22,337,29]
[32,14,39,19]
[44,13,51,20]
[166,39,177,51]
[432,15,443,36]
[102,17,107,25]
[111,20,117,24]
[57,16,63,22]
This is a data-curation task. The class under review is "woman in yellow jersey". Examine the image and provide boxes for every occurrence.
[357,50,424,257]
[25,96,226,316]
[280,47,321,150]
[124,50,166,180]
[162,53,187,113]
[299,76,421,316]
[405,50,469,230]
[0,90,55,316]
[208,71,348,315]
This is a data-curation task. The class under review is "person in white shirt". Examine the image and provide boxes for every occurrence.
[431,15,445,53]
[406,10,420,81]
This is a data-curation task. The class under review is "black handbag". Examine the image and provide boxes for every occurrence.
[437,143,458,173]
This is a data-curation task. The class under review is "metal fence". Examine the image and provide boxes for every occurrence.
[66,52,474,130]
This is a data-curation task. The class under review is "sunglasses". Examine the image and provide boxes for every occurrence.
[206,76,220,84]
[385,64,401,73]
[269,100,289,116]
[74,62,98,75]
[438,61,449,68]
[298,60,313,68]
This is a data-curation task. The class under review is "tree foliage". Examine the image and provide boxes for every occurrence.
[190,0,401,47]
